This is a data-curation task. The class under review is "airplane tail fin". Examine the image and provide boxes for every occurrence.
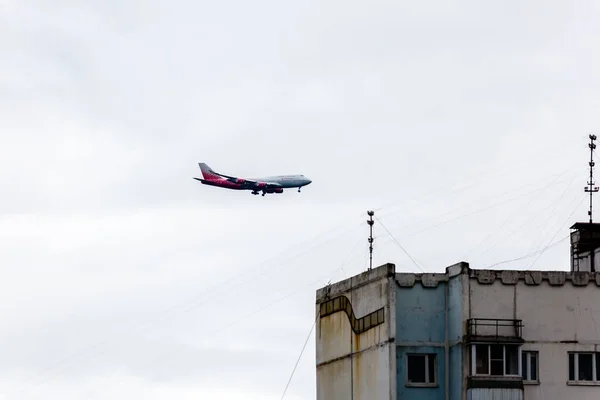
[198,163,221,180]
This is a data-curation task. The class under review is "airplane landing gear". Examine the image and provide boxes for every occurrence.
[251,190,259,195]
[262,192,266,197]
[298,187,301,193]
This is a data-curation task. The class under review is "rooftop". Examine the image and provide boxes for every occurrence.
[316,262,600,302]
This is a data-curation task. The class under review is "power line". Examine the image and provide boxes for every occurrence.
[83,236,367,400]
[484,195,586,269]
[375,217,424,272]
[463,169,576,259]
[518,174,579,256]
[476,181,577,258]
[280,304,321,400]
[485,234,570,269]
[528,195,586,269]
[10,217,365,399]
[396,174,575,242]
[373,140,581,218]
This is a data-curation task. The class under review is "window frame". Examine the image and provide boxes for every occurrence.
[405,353,438,388]
[567,352,600,386]
[521,350,539,384]
[470,343,522,377]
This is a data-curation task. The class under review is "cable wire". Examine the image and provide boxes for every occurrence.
[11,218,365,399]
[483,196,585,270]
[485,234,570,269]
[82,235,367,400]
[528,195,586,269]
[375,217,424,272]
[280,307,321,400]
[463,170,576,259]
[475,174,579,258]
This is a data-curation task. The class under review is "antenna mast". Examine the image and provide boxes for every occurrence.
[367,210,374,270]
[586,134,599,223]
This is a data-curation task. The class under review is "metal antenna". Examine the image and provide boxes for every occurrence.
[586,134,599,223]
[367,210,374,270]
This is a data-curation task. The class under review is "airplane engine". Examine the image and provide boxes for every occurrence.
[236,178,246,184]
[265,187,283,193]
[257,182,267,188]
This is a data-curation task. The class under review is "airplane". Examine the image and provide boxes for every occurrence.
[193,162,312,196]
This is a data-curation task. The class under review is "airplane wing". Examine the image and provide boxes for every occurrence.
[221,175,282,189]
[198,164,281,189]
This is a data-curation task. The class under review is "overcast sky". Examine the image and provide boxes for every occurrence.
[1,0,600,399]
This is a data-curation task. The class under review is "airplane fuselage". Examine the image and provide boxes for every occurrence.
[255,175,311,188]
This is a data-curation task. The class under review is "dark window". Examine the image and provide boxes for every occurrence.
[530,352,537,381]
[490,345,504,375]
[506,346,519,375]
[568,352,600,383]
[569,353,575,381]
[475,344,489,375]
[473,344,520,376]
[407,354,437,385]
[407,355,426,383]
[522,351,539,383]
[578,354,593,381]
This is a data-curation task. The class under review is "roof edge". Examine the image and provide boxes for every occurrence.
[315,262,395,303]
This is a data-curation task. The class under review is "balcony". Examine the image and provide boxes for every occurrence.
[466,318,524,343]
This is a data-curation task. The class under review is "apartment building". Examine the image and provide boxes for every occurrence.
[315,222,600,399]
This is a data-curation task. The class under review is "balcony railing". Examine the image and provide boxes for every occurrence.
[466,318,523,342]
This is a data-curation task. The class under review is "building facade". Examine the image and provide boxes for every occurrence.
[315,259,600,399]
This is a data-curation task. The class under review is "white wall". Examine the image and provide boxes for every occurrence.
[467,272,600,400]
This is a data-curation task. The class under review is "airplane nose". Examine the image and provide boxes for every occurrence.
[306,178,312,185]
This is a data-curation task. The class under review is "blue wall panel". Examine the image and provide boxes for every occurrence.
[449,345,463,400]
[396,283,446,343]
[395,279,465,399]
[396,282,448,400]
[448,275,463,341]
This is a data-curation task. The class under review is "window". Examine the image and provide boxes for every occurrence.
[471,344,520,376]
[521,351,539,383]
[568,352,600,384]
[406,354,437,386]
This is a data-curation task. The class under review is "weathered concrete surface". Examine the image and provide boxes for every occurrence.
[316,357,352,399]
[316,263,396,400]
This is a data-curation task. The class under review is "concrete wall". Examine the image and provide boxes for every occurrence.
[447,267,465,400]
[316,263,396,400]
[394,263,467,400]
[467,269,600,400]
[395,280,447,400]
